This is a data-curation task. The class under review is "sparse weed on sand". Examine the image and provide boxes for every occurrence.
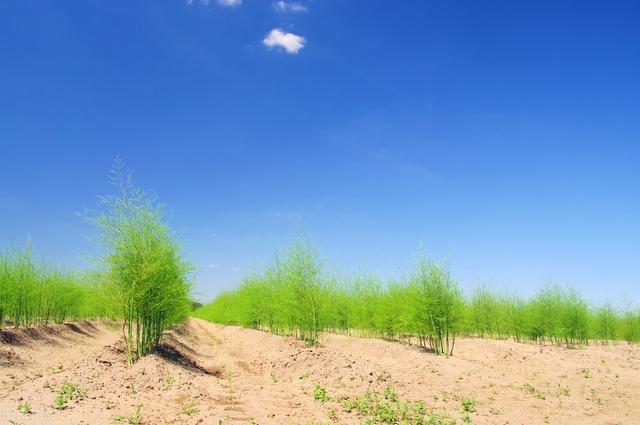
[163,374,175,391]
[333,387,454,424]
[179,399,199,416]
[54,380,86,410]
[17,401,31,414]
[314,382,330,402]
[113,404,142,425]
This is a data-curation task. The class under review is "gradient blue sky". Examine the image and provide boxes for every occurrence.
[1,0,639,304]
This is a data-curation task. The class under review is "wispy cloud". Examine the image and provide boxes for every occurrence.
[217,0,242,7]
[263,28,306,54]
[273,1,307,13]
[186,0,241,6]
[208,263,221,268]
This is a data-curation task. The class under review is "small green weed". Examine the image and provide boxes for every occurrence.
[54,380,86,410]
[179,399,199,416]
[113,404,142,425]
[17,401,31,414]
[163,374,175,391]
[523,384,546,400]
[299,371,311,380]
[383,386,398,402]
[327,408,337,420]
[461,396,477,413]
[313,382,329,402]
[128,404,143,425]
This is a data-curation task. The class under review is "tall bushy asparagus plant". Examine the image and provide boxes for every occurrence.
[408,257,464,356]
[278,238,324,345]
[594,302,619,343]
[193,237,325,346]
[85,159,192,364]
[349,274,383,337]
[469,285,503,338]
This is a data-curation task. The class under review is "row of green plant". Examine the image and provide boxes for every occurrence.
[0,245,111,327]
[1,159,193,365]
[193,239,640,355]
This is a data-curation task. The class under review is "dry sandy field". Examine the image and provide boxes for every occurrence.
[1,318,639,425]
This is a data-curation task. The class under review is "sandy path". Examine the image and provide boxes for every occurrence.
[186,318,327,423]
[1,318,639,424]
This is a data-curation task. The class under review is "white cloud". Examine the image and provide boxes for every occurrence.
[189,0,240,6]
[273,1,307,13]
[263,28,306,54]
[217,0,241,6]
[208,263,221,268]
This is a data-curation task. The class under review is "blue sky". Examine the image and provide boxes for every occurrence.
[1,0,639,304]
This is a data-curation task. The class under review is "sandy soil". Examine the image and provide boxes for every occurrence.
[1,318,639,424]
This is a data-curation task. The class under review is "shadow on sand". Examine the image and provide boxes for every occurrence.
[154,340,223,377]
[0,320,101,346]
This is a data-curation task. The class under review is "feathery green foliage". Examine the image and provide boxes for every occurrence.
[84,158,193,364]
[407,258,464,355]
[195,240,640,354]
[0,244,109,328]
[194,238,323,344]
